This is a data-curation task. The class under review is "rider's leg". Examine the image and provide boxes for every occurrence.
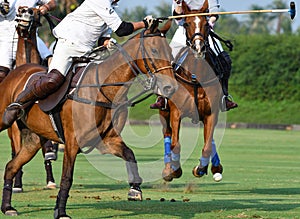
[0,66,10,83]
[218,51,238,111]
[2,69,65,127]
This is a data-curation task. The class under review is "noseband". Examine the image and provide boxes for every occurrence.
[184,19,210,57]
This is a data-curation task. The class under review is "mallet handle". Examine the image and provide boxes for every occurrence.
[167,9,290,19]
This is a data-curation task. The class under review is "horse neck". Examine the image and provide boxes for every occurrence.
[15,30,40,67]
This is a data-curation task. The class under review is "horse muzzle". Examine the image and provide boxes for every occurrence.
[155,74,178,98]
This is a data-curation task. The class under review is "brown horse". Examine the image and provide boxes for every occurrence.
[0,23,177,218]
[7,6,56,192]
[160,1,224,182]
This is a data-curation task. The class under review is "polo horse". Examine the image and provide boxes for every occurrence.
[160,1,224,182]
[7,6,56,192]
[0,21,177,218]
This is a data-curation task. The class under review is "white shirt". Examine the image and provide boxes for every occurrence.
[172,0,220,14]
[53,0,122,50]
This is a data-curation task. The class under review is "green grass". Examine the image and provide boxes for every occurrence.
[0,127,300,219]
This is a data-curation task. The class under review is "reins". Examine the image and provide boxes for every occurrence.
[71,29,171,109]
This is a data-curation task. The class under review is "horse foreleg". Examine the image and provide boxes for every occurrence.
[210,139,223,182]
[192,115,215,178]
[1,134,41,216]
[54,142,78,219]
[161,108,182,181]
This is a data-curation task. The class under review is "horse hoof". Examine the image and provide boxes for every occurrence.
[211,164,223,175]
[5,210,18,216]
[128,188,143,201]
[12,187,23,193]
[172,167,182,179]
[46,181,56,189]
[5,209,18,216]
[54,209,72,219]
[213,173,222,182]
[162,175,174,182]
[192,165,208,177]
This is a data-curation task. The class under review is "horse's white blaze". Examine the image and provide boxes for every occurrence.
[194,16,201,53]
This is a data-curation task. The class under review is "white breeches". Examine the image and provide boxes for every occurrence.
[169,26,223,58]
[48,38,90,76]
[0,20,18,69]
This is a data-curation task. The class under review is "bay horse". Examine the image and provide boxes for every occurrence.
[0,22,177,218]
[160,1,224,182]
[7,6,56,192]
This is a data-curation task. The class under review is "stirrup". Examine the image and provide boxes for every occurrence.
[221,95,235,112]
[6,103,25,120]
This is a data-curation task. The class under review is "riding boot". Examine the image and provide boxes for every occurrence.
[217,51,238,111]
[221,78,238,111]
[0,66,10,83]
[2,69,65,127]
[150,96,167,110]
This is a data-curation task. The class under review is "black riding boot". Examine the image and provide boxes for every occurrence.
[0,66,10,83]
[221,78,238,111]
[2,69,65,127]
[218,51,238,111]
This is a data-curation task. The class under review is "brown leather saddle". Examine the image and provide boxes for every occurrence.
[37,57,91,112]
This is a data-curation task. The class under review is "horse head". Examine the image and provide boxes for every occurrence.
[127,21,177,98]
[182,1,210,59]
[15,6,41,38]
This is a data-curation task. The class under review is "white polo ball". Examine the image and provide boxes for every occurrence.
[213,173,222,182]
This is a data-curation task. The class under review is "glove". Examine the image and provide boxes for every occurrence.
[143,15,154,29]
[0,1,10,15]
[107,38,117,50]
[208,16,217,29]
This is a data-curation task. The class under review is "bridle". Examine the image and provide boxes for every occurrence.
[184,16,210,59]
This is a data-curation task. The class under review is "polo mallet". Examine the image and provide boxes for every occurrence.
[162,1,296,20]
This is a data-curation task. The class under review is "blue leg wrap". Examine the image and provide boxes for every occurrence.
[164,136,171,164]
[211,139,220,166]
[171,152,180,170]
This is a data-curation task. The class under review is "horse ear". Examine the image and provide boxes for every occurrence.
[182,1,191,13]
[160,19,172,34]
[201,0,209,12]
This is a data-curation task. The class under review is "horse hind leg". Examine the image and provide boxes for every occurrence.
[1,131,41,216]
[103,137,143,201]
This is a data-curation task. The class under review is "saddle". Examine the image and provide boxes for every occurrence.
[38,56,91,112]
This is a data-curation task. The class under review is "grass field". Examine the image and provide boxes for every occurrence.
[0,126,299,219]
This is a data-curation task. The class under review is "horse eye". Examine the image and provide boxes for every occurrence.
[21,9,26,13]
[28,9,33,15]
[183,23,189,28]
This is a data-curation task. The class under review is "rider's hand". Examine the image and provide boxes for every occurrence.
[208,16,217,29]
[107,38,117,50]
[39,4,50,15]
[143,15,154,29]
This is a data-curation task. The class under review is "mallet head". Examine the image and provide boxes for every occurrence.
[289,1,296,20]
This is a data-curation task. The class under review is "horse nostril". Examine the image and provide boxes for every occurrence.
[163,85,174,97]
